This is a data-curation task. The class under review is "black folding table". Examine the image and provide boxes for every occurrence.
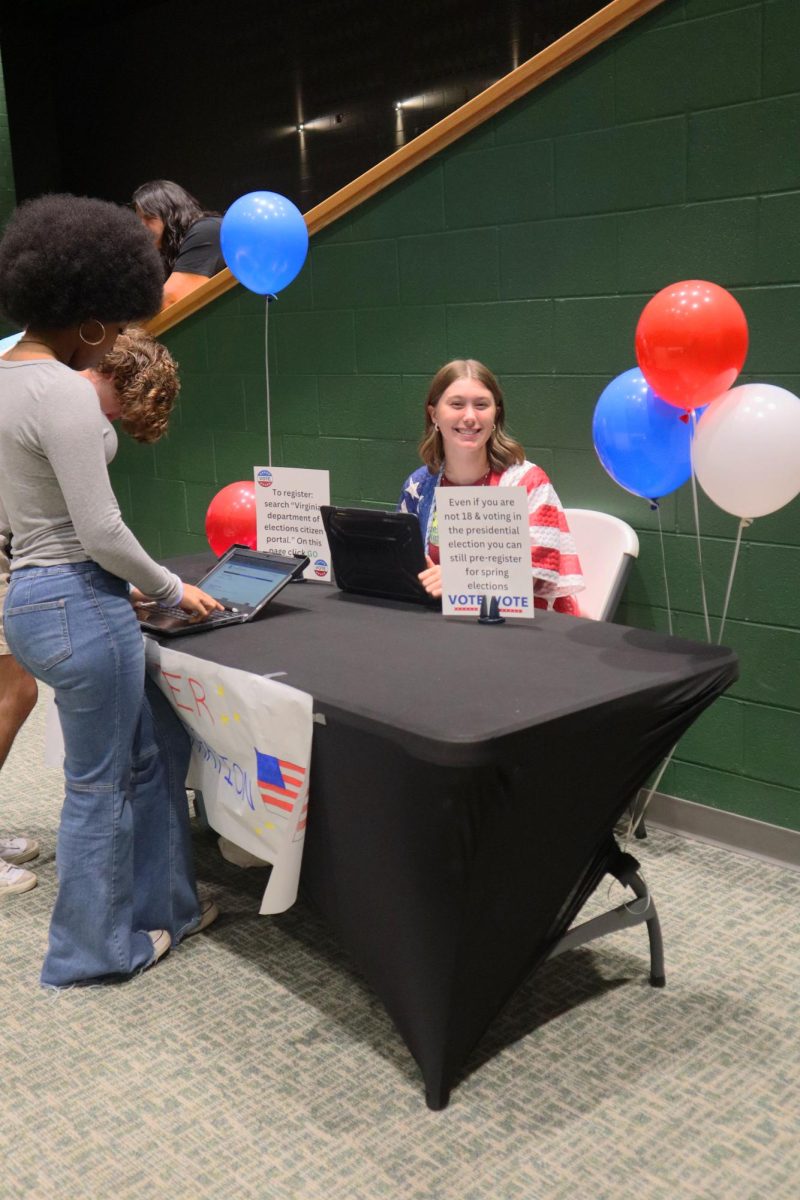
[164,554,738,1108]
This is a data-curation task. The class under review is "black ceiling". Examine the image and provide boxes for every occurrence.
[1,0,608,213]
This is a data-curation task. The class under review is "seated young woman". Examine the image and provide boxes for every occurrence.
[398,359,584,614]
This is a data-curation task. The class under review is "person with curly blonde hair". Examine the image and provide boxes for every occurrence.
[86,326,179,444]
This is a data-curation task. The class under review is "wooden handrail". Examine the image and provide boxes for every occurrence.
[148,0,664,337]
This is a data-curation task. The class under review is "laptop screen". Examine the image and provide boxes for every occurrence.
[199,551,296,612]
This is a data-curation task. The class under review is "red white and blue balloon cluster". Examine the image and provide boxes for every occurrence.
[593,281,800,519]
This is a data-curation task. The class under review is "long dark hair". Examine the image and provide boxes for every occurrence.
[132,180,212,275]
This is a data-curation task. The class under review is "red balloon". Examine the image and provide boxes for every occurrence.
[205,481,257,556]
[635,280,748,410]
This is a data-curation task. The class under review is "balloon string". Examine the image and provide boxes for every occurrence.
[689,408,712,642]
[653,500,674,636]
[265,295,273,467]
[718,517,750,645]
[623,742,679,847]
[621,499,674,853]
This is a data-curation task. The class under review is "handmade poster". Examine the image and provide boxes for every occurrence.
[145,640,313,914]
[434,485,534,620]
[254,465,331,581]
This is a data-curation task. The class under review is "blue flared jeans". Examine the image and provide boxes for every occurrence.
[5,561,201,987]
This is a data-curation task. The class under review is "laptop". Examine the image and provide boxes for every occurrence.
[320,506,436,606]
[135,545,309,637]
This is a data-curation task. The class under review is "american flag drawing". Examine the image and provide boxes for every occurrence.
[255,749,306,817]
[292,800,309,843]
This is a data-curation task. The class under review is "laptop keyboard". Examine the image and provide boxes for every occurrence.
[138,605,239,626]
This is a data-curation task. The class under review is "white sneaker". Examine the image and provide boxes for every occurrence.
[0,835,40,865]
[147,929,171,965]
[184,898,220,938]
[0,858,37,895]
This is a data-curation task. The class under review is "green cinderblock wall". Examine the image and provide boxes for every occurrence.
[112,0,800,832]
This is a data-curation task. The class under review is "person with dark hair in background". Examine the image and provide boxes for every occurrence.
[399,359,584,613]
[133,179,224,309]
[0,194,221,982]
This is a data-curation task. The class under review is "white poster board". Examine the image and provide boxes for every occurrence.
[435,486,534,619]
[254,465,332,581]
[145,640,313,915]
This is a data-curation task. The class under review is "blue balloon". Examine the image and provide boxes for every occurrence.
[593,368,704,501]
[0,331,22,354]
[221,192,308,295]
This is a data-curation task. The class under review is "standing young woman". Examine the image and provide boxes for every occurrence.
[398,359,584,614]
[132,180,224,309]
[0,327,183,899]
[0,194,222,987]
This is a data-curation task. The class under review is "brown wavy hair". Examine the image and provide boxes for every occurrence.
[95,327,179,444]
[418,359,525,473]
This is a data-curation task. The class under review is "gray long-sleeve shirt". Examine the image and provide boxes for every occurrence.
[0,358,181,604]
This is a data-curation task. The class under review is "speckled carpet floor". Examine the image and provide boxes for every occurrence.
[1,695,798,1199]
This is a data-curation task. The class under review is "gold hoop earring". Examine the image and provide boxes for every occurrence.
[79,320,106,346]
[433,423,440,432]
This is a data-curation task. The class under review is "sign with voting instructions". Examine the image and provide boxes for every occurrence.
[435,486,534,620]
[254,465,331,581]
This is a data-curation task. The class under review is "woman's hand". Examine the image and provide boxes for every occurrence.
[178,583,224,622]
[418,556,442,598]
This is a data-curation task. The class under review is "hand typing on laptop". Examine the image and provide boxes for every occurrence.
[131,582,223,623]
[134,547,309,638]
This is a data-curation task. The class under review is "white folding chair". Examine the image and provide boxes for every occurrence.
[565,507,646,842]
[546,509,663,983]
[564,508,639,622]
[565,507,649,835]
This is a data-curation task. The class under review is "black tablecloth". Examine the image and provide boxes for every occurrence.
[165,554,738,1107]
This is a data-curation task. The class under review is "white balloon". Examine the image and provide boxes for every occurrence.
[693,383,800,519]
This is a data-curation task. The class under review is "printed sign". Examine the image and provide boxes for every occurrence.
[254,465,331,582]
[145,640,313,914]
[434,486,534,620]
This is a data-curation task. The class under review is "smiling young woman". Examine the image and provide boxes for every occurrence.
[398,359,584,612]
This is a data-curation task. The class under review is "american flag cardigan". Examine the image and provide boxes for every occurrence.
[397,461,585,607]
